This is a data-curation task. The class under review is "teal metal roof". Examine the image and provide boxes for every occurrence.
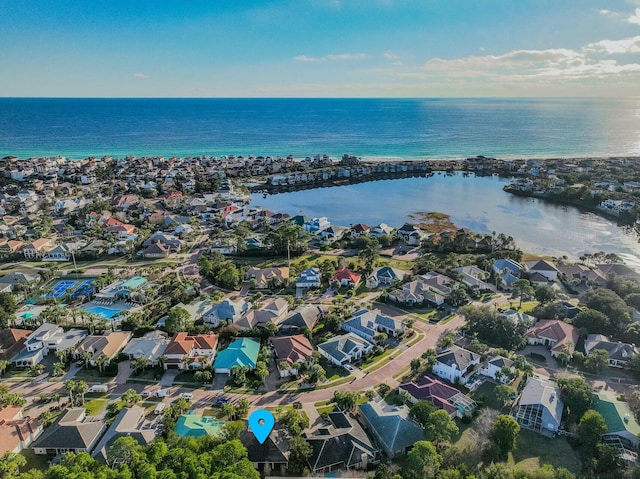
[214,337,260,370]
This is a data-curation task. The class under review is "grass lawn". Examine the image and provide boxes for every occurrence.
[84,398,108,416]
[471,382,506,412]
[509,429,581,474]
[74,368,109,382]
[20,449,50,473]
[131,366,164,381]
[384,391,406,406]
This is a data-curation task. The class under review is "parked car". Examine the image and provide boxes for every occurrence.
[179,392,193,400]
[88,384,108,393]
[214,397,229,405]
[154,403,166,415]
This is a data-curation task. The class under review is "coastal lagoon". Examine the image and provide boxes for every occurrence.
[250,173,640,267]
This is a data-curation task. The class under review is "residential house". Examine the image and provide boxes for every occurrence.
[305,411,378,474]
[122,331,170,366]
[365,266,406,289]
[370,223,393,238]
[270,334,314,377]
[0,329,31,361]
[399,375,477,417]
[162,332,219,370]
[357,398,424,459]
[240,427,290,476]
[524,259,559,282]
[213,337,260,374]
[102,217,136,239]
[593,390,640,463]
[92,406,161,463]
[513,375,563,436]
[295,267,322,289]
[557,264,607,287]
[140,242,170,259]
[584,334,638,368]
[330,268,362,288]
[388,273,452,306]
[318,225,347,242]
[432,346,481,386]
[203,298,249,327]
[143,232,183,252]
[342,309,405,342]
[526,320,580,357]
[22,238,54,259]
[0,405,43,455]
[479,356,516,383]
[502,309,536,327]
[41,244,73,262]
[247,267,290,289]
[317,333,374,366]
[303,217,330,233]
[397,223,427,246]
[453,265,492,290]
[350,223,370,238]
[12,324,86,368]
[596,263,640,283]
[492,258,523,290]
[32,408,107,455]
[73,331,132,367]
[277,304,328,333]
[0,272,41,290]
[233,298,289,331]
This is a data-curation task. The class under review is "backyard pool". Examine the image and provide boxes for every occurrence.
[84,306,125,320]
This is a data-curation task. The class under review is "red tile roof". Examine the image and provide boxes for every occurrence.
[330,268,362,285]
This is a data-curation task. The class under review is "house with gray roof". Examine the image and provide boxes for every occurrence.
[584,334,638,368]
[304,411,378,474]
[317,333,373,366]
[277,304,328,333]
[479,356,516,383]
[365,266,407,289]
[357,398,424,458]
[92,406,160,463]
[342,309,404,343]
[432,345,481,386]
[513,375,564,436]
[0,272,41,287]
[202,298,249,327]
[12,323,86,368]
[32,408,107,455]
[122,331,170,366]
[492,258,522,291]
[295,267,321,289]
[240,426,290,476]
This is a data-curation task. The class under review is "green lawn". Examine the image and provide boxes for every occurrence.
[20,449,50,473]
[471,382,505,411]
[509,429,581,474]
[73,368,108,382]
[84,398,107,416]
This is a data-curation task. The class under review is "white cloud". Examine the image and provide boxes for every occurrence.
[629,7,640,24]
[293,53,366,62]
[383,52,399,60]
[133,73,148,78]
[586,36,640,54]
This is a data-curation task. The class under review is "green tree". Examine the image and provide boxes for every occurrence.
[107,435,143,466]
[236,398,250,419]
[578,409,607,455]
[0,451,26,479]
[333,391,359,411]
[582,288,631,336]
[424,409,459,447]
[165,307,192,334]
[572,309,611,335]
[130,357,150,373]
[53,362,66,377]
[558,377,593,423]
[491,414,520,460]
[0,360,8,376]
[404,440,442,479]
[584,349,609,373]
[495,384,517,408]
[121,388,142,405]
[535,284,557,304]
[288,436,312,475]
[255,361,269,388]
[512,279,534,308]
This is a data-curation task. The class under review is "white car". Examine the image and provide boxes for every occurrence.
[179,392,194,400]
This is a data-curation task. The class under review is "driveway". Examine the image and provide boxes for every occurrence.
[160,369,180,387]
[112,360,133,385]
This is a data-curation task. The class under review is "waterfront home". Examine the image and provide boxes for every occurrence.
[526,320,580,357]
[479,356,516,383]
[524,259,559,282]
[342,309,404,342]
[350,223,370,238]
[0,405,43,455]
[162,332,218,370]
[397,223,427,246]
[246,267,290,289]
[513,375,563,436]
[453,265,492,290]
[492,258,523,290]
[32,408,106,455]
[318,225,347,242]
[329,268,362,288]
[240,426,290,476]
[595,263,640,283]
[556,263,607,287]
[432,345,481,386]
[303,217,330,233]
[593,390,640,463]
[358,399,423,459]
[398,375,477,417]
[92,406,160,463]
[203,298,249,327]
[295,267,321,289]
[21,238,54,259]
[11,324,87,368]
[370,223,394,238]
[365,266,407,289]
[270,334,313,377]
[213,337,260,374]
[73,331,132,367]
[122,331,170,366]
[305,411,378,473]
[318,333,373,366]
[277,304,328,333]
[584,334,638,368]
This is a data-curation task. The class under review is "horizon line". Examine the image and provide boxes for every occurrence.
[1,95,638,100]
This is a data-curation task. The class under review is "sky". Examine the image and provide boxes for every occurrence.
[1,0,640,97]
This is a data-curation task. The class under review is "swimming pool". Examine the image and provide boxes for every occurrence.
[84,306,124,320]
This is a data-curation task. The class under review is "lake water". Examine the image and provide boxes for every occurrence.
[250,173,640,267]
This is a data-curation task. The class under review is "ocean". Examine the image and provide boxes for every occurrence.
[1,97,639,160]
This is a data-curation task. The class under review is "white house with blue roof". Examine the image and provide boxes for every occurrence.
[203,298,249,327]
[318,333,373,366]
[492,258,523,290]
[295,267,321,289]
[342,309,405,343]
[365,266,407,289]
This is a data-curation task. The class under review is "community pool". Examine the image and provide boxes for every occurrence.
[84,306,125,320]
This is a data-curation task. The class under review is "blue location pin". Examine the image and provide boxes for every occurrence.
[248,409,275,444]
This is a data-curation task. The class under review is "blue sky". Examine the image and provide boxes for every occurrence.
[1,0,640,97]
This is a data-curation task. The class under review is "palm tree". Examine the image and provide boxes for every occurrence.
[157,355,167,370]
[81,351,92,368]
[64,379,75,404]
[75,380,89,406]
[51,392,62,408]
[53,362,66,377]
[96,354,109,373]
[255,361,269,389]
[0,360,9,376]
